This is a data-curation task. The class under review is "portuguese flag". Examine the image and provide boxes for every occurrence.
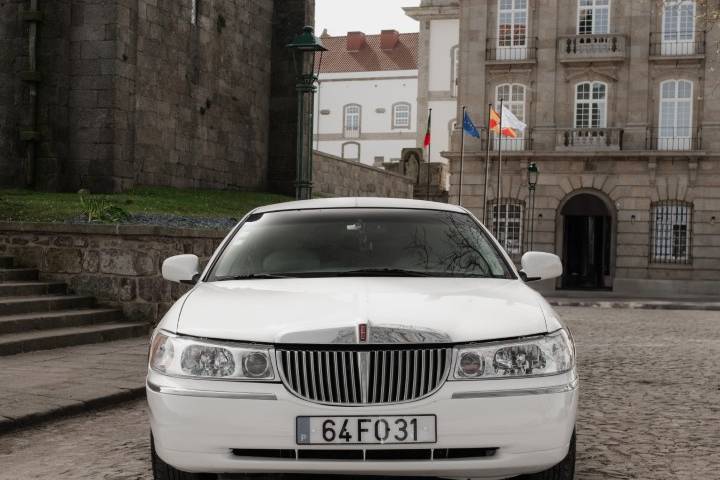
[423,109,432,148]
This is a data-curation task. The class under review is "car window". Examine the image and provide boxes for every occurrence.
[208,208,514,280]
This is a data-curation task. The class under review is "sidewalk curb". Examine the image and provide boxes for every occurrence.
[0,386,146,436]
[548,299,720,311]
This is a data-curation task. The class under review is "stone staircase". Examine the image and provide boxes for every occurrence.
[0,255,148,356]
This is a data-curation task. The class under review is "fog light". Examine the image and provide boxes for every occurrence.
[458,351,484,378]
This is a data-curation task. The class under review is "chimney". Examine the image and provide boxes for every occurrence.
[346,31,366,51]
[380,30,400,50]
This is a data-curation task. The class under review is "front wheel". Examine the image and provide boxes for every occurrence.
[516,430,576,480]
[151,435,216,480]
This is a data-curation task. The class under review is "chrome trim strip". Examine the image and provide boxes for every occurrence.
[451,379,579,399]
[147,381,277,400]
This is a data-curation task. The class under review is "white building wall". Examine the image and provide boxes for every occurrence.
[315,70,418,166]
[422,18,459,163]
[428,19,459,92]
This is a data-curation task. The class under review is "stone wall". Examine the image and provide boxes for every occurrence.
[313,151,414,198]
[0,223,227,323]
[0,0,313,193]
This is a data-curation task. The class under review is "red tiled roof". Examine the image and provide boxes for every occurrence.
[318,32,418,73]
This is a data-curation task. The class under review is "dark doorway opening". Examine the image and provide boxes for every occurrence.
[561,193,613,290]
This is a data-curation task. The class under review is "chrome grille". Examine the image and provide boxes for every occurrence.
[277,347,452,405]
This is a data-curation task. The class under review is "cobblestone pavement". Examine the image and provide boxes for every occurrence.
[0,307,718,479]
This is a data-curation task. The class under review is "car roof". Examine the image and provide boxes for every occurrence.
[252,197,468,214]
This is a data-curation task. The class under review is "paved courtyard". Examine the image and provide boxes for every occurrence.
[0,306,718,479]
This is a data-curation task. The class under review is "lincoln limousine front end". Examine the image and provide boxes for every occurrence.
[147,198,578,480]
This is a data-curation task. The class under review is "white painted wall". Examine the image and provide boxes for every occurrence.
[428,19,459,93]
[314,70,418,166]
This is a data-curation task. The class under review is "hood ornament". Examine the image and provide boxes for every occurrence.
[358,322,368,343]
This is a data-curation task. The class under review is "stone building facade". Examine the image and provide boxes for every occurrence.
[0,0,313,194]
[406,0,720,296]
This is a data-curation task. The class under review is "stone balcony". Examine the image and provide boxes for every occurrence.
[558,34,627,63]
[556,128,624,151]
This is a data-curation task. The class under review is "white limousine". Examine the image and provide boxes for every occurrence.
[147,197,578,480]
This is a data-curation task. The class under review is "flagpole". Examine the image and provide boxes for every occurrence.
[458,106,466,206]
[482,103,492,224]
[426,108,432,201]
[495,100,504,237]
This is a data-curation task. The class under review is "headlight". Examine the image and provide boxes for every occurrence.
[452,329,574,380]
[149,331,275,381]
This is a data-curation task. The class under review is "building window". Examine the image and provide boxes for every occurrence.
[651,201,692,264]
[450,45,459,97]
[578,0,610,35]
[575,81,607,129]
[343,104,361,138]
[658,79,693,150]
[662,0,696,55]
[341,142,360,161]
[392,102,411,129]
[489,200,524,256]
[497,0,528,60]
[495,83,527,150]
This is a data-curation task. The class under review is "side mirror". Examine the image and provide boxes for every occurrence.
[162,254,200,285]
[520,252,563,282]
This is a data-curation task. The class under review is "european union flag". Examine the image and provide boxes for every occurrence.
[463,111,481,138]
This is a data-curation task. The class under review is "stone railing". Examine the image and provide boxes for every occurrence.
[558,34,627,62]
[556,128,624,151]
[313,151,414,198]
[0,223,227,324]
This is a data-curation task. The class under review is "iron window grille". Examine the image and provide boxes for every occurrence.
[343,104,361,138]
[392,103,411,129]
[650,200,693,264]
[488,200,525,256]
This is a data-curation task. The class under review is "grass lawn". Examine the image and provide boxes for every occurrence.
[0,187,293,223]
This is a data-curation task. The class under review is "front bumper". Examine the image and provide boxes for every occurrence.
[147,370,578,480]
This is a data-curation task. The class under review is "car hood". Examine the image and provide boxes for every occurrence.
[173,278,549,344]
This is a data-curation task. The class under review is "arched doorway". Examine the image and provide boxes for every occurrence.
[560,192,614,290]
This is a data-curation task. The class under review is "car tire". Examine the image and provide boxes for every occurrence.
[515,430,576,480]
[151,434,216,480]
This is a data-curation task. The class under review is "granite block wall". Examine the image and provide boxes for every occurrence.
[313,151,414,198]
[0,223,227,323]
[1,0,313,193]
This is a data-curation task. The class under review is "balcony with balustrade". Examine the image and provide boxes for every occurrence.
[557,34,627,63]
[555,128,624,151]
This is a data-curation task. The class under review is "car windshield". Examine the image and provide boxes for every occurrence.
[207,208,514,280]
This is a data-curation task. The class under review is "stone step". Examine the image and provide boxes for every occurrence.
[0,322,149,356]
[0,295,95,316]
[0,256,14,268]
[0,281,67,297]
[0,268,39,282]
[0,308,123,335]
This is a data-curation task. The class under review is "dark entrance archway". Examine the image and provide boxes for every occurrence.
[560,193,613,290]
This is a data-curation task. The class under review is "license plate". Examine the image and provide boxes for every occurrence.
[296,415,436,445]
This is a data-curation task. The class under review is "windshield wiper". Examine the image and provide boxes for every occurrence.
[334,268,435,277]
[214,273,295,281]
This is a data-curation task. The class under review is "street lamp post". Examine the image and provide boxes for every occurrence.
[287,26,327,200]
[527,162,539,251]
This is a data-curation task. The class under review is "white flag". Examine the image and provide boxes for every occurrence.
[501,105,527,133]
